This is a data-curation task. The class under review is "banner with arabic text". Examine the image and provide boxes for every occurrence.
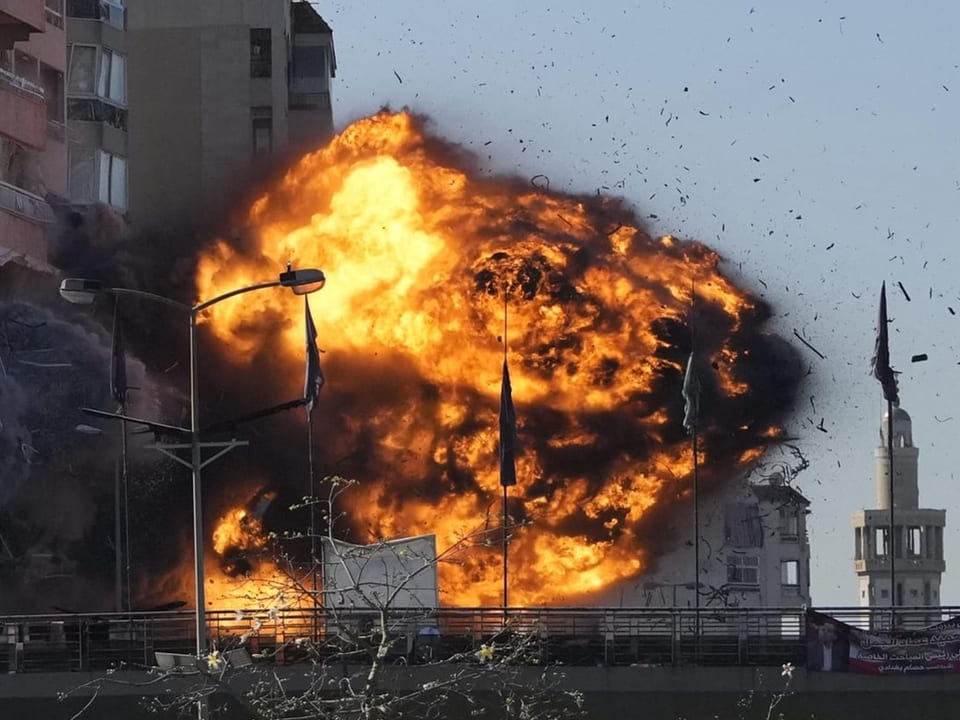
[807,609,960,674]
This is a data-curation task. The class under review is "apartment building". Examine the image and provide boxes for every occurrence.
[64,0,127,213]
[0,0,67,285]
[123,0,335,230]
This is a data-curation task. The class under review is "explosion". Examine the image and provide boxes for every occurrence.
[193,110,800,607]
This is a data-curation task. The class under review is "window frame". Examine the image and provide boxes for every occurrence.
[249,28,272,78]
[726,554,760,586]
[780,559,799,587]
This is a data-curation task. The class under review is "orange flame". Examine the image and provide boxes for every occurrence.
[192,110,793,607]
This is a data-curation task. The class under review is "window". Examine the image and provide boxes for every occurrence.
[252,107,272,156]
[726,555,759,585]
[97,49,125,105]
[292,45,328,78]
[67,98,127,130]
[41,65,65,124]
[780,559,799,586]
[68,46,125,105]
[68,145,96,200]
[907,527,922,557]
[71,147,126,208]
[45,0,64,28]
[68,45,97,94]
[780,507,799,537]
[100,0,125,28]
[874,527,888,557]
[98,150,126,209]
[250,29,271,78]
[67,0,125,28]
[14,51,39,87]
[880,588,889,599]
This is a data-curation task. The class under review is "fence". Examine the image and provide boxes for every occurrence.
[0,606,951,674]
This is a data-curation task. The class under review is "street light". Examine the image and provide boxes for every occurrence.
[60,268,326,660]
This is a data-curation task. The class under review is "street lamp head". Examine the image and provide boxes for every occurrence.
[278,268,325,296]
[74,424,104,435]
[60,278,104,305]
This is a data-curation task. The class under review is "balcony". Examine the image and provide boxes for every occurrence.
[0,180,55,225]
[0,0,45,37]
[0,68,46,149]
[66,0,124,28]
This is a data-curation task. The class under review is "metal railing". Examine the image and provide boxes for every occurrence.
[0,180,56,224]
[0,606,953,674]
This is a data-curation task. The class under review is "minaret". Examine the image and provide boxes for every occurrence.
[852,403,946,627]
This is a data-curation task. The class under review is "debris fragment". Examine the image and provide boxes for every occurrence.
[792,329,826,360]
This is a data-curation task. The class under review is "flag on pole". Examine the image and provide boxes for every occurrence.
[498,360,517,487]
[304,297,324,416]
[110,301,127,404]
[681,352,700,435]
[872,282,899,405]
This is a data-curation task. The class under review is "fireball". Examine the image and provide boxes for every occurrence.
[193,110,798,606]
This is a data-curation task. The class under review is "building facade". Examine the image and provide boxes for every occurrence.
[64,0,128,214]
[852,404,946,627]
[0,0,66,287]
[599,473,812,609]
[123,0,335,230]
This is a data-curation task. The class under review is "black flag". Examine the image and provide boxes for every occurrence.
[110,301,127,404]
[304,297,324,415]
[872,282,899,404]
[681,352,700,435]
[498,360,517,487]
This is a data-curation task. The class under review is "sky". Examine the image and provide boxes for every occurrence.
[320,0,960,607]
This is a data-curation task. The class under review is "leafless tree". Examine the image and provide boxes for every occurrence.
[61,476,587,720]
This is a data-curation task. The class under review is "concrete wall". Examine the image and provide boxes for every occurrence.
[125,24,203,226]
[125,0,294,230]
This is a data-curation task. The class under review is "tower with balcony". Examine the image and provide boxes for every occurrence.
[853,404,946,627]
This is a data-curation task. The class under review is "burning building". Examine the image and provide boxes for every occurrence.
[1,108,803,612]
[180,109,804,609]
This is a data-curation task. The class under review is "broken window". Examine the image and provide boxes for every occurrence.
[779,506,799,537]
[250,29,272,78]
[724,502,764,548]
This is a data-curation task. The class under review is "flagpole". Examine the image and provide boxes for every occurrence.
[303,296,323,639]
[873,282,899,629]
[120,404,130,612]
[111,299,130,613]
[307,407,319,638]
[689,287,701,660]
[887,398,896,626]
[502,293,509,612]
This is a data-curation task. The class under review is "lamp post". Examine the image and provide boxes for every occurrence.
[60,268,326,659]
